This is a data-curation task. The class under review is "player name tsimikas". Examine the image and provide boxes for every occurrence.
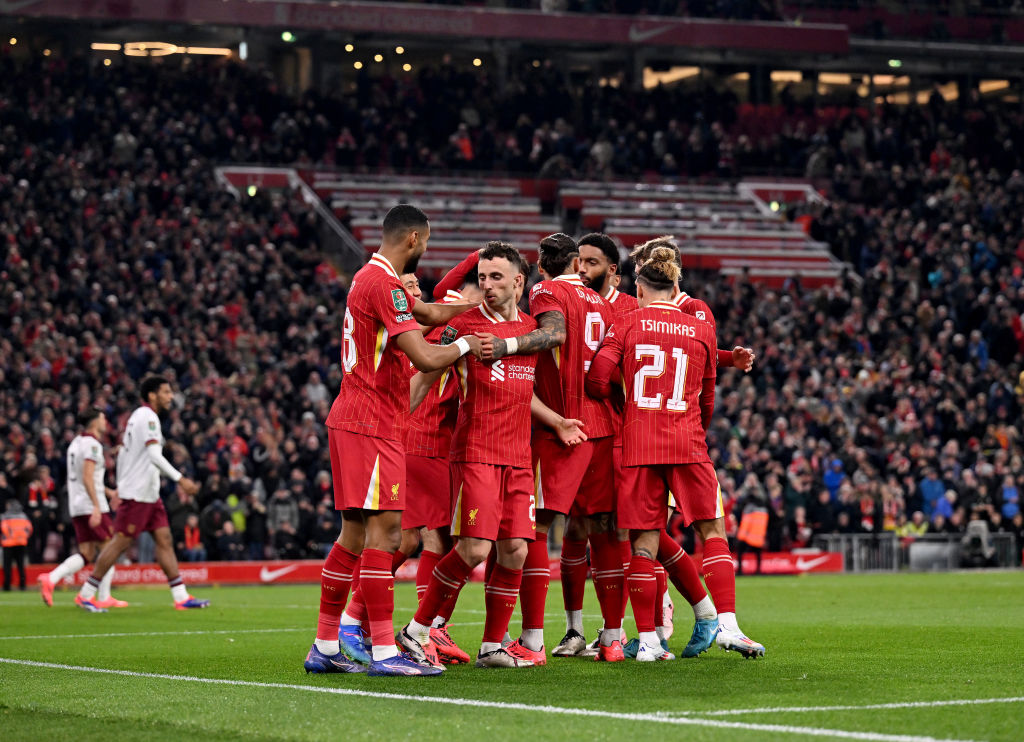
[640,318,697,337]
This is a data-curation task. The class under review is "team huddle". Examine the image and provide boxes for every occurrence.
[304,204,765,676]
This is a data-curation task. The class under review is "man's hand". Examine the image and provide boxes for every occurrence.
[89,507,102,529]
[475,333,507,361]
[554,418,588,447]
[179,477,200,497]
[732,346,755,373]
[462,334,484,360]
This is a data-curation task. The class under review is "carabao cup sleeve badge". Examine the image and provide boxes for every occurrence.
[439,325,458,345]
[391,289,408,312]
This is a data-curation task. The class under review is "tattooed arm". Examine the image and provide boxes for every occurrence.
[476,311,566,361]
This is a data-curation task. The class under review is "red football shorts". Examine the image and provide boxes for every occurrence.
[617,462,722,530]
[329,428,406,512]
[449,462,536,541]
[403,454,451,531]
[72,513,114,545]
[113,499,169,538]
[532,435,614,516]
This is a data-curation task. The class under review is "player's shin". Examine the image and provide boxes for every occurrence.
[359,548,401,661]
[701,536,737,627]
[483,563,523,650]
[559,537,588,633]
[315,543,359,654]
[588,531,624,642]
[519,538,550,651]
[411,549,474,642]
[416,550,441,605]
[627,553,659,645]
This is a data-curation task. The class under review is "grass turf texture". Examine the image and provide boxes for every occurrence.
[0,572,1021,741]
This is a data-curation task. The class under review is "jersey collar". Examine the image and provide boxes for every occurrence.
[442,289,464,304]
[369,253,399,279]
[479,302,518,324]
[672,291,689,307]
[553,274,584,286]
[648,300,683,312]
[604,286,619,302]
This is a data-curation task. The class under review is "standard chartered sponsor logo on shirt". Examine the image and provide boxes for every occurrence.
[489,359,534,383]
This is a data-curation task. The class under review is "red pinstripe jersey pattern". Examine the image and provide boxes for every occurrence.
[594,300,716,466]
[529,275,615,439]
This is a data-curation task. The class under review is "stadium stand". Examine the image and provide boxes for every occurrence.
[1,55,1022,565]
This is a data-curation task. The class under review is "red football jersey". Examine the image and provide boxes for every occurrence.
[404,306,462,458]
[326,254,420,441]
[604,285,639,317]
[591,300,716,466]
[445,304,538,468]
[529,275,615,439]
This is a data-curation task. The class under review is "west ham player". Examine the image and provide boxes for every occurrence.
[629,237,765,658]
[75,377,208,612]
[39,409,126,608]
[585,248,719,660]
[399,243,585,668]
[304,205,482,677]
[478,233,624,663]
[336,270,478,666]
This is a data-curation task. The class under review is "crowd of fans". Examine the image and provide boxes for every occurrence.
[1,54,1022,566]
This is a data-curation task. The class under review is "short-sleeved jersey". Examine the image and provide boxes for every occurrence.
[529,275,614,439]
[605,285,639,317]
[594,300,716,466]
[404,300,463,459]
[674,291,715,331]
[67,434,109,517]
[117,405,164,502]
[326,254,420,441]
[445,304,538,468]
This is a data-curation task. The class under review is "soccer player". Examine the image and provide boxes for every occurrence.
[478,233,625,663]
[628,237,765,659]
[399,242,585,668]
[585,247,720,660]
[304,205,483,677]
[74,377,208,613]
[39,409,127,608]
[337,269,478,666]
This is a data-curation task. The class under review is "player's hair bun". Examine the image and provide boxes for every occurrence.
[644,246,681,283]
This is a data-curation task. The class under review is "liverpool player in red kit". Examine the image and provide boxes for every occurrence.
[399,243,585,668]
[586,247,719,661]
[629,237,764,658]
[478,233,624,664]
[304,205,483,677]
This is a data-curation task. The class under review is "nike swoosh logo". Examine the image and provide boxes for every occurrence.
[795,555,831,571]
[628,24,671,43]
[259,564,298,582]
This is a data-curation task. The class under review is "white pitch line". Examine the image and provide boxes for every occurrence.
[672,697,1024,716]
[0,657,977,742]
[0,628,307,641]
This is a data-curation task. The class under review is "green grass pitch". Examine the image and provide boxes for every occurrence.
[1,571,1022,741]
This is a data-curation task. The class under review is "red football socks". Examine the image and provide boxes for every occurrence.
[654,563,667,627]
[658,530,706,606]
[618,536,632,619]
[701,536,736,613]
[316,543,359,641]
[627,554,658,634]
[413,549,473,627]
[589,532,624,631]
[559,538,588,612]
[415,550,441,603]
[359,548,398,650]
[483,563,523,643]
[520,538,550,631]
[392,550,408,573]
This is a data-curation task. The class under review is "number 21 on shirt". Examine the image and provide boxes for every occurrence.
[634,344,689,411]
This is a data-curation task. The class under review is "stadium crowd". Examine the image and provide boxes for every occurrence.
[0,55,1022,565]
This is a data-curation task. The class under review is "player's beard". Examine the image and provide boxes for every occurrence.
[404,254,421,275]
[587,272,607,296]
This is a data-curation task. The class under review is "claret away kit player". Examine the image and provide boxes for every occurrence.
[586,248,718,661]
[304,205,484,678]
[39,408,126,609]
[75,376,208,612]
